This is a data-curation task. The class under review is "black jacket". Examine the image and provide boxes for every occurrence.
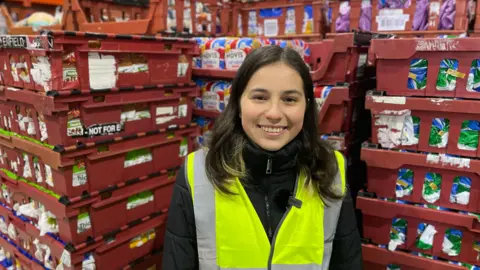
[162,140,362,269]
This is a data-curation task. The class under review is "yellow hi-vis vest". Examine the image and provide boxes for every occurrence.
[185,148,346,270]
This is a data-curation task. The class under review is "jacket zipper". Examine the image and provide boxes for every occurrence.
[266,175,300,270]
[265,195,273,240]
[265,158,273,240]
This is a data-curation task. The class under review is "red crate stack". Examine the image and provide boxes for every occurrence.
[0,31,200,269]
[360,36,480,269]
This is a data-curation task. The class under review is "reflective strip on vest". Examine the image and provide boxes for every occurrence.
[186,149,346,270]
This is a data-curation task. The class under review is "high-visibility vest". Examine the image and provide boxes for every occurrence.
[185,148,346,270]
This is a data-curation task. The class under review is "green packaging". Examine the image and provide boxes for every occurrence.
[127,190,154,210]
[407,59,428,90]
[387,265,401,270]
[396,168,414,198]
[415,223,437,250]
[450,176,471,205]
[436,59,459,91]
[422,172,442,203]
[429,118,450,148]
[458,120,480,151]
[442,228,462,256]
[124,148,153,168]
[467,59,480,92]
[389,218,407,251]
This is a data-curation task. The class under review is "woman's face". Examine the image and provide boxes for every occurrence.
[240,62,306,151]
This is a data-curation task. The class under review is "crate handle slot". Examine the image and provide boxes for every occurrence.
[88,40,102,49]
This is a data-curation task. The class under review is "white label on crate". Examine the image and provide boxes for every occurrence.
[178,104,188,118]
[85,123,123,137]
[77,213,92,234]
[372,96,406,105]
[156,115,177,125]
[415,39,459,51]
[225,49,247,70]
[376,9,410,31]
[60,249,72,268]
[427,153,471,168]
[67,118,84,137]
[0,35,53,49]
[264,19,279,37]
[156,106,174,116]
[72,170,87,187]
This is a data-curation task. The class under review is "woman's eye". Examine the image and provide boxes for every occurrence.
[284,97,297,103]
[253,96,267,100]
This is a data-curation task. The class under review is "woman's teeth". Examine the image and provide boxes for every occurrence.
[261,126,285,133]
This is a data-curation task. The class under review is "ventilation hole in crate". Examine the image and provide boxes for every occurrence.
[458,120,480,151]
[101,191,112,200]
[416,223,436,250]
[467,59,480,93]
[428,118,450,148]
[93,96,105,103]
[396,168,414,198]
[407,58,428,90]
[443,228,462,256]
[423,172,442,203]
[450,176,471,205]
[436,59,460,92]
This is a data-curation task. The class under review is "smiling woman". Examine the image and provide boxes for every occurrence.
[240,62,306,151]
[162,46,362,270]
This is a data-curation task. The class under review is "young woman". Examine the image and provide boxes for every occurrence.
[163,45,362,269]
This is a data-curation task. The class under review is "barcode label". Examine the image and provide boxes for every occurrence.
[376,14,410,31]
[264,19,279,37]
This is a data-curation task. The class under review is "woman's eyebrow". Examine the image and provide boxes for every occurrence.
[282,90,303,95]
[249,88,268,93]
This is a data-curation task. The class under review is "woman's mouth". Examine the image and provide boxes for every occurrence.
[258,125,287,135]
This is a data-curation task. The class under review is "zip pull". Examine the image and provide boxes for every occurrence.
[266,158,272,174]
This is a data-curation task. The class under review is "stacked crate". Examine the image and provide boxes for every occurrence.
[360,37,480,269]
[327,0,470,38]
[0,30,199,269]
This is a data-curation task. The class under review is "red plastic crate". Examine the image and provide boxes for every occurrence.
[362,147,480,213]
[191,32,373,84]
[0,202,167,270]
[358,196,480,265]
[329,0,468,37]
[0,124,198,199]
[124,250,163,270]
[0,84,198,147]
[369,37,480,99]
[366,94,480,157]
[231,0,324,40]
[316,84,367,134]
[0,166,175,246]
[0,31,198,92]
[362,244,465,270]
[0,230,44,270]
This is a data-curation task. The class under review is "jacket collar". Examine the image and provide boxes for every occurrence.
[243,137,301,177]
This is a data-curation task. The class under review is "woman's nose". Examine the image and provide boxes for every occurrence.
[264,103,282,120]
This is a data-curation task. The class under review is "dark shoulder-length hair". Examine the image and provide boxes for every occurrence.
[204,45,342,202]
